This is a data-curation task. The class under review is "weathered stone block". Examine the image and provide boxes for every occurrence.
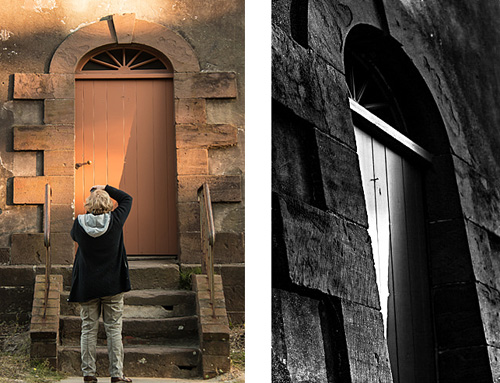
[213,233,244,263]
[112,13,135,44]
[425,154,464,222]
[433,283,485,350]
[487,345,500,383]
[50,21,116,73]
[276,289,330,382]
[308,0,349,71]
[179,233,202,264]
[132,19,200,72]
[428,218,475,285]
[13,125,73,151]
[44,150,74,176]
[453,155,500,237]
[475,283,500,349]
[0,248,9,264]
[438,346,492,383]
[48,204,74,233]
[11,233,74,265]
[44,99,74,124]
[277,195,379,308]
[13,176,73,204]
[0,265,37,286]
[272,27,355,147]
[177,175,242,203]
[178,202,200,233]
[14,73,74,99]
[13,152,37,176]
[176,124,238,149]
[341,299,392,383]
[316,130,367,225]
[272,103,326,209]
[177,149,208,175]
[175,99,207,124]
[175,72,237,99]
[11,233,45,264]
[467,222,500,292]
[202,340,230,356]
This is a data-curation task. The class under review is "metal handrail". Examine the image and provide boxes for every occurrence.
[197,183,216,317]
[43,183,52,318]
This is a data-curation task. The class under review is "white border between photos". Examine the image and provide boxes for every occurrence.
[245,0,271,381]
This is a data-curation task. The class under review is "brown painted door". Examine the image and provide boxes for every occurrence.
[75,79,177,255]
[354,126,435,383]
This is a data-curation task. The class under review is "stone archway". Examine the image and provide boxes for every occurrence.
[10,14,242,264]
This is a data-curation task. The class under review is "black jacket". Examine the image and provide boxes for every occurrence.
[68,185,133,302]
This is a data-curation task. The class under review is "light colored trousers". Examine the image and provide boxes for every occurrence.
[80,293,125,378]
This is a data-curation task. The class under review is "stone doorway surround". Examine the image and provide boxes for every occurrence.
[10,13,242,265]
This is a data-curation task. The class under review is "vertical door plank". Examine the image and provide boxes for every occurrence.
[372,139,391,336]
[107,81,125,189]
[121,81,139,254]
[153,80,169,253]
[402,159,435,382]
[136,80,156,254]
[93,81,108,187]
[386,147,415,383]
[82,81,96,214]
[75,82,85,217]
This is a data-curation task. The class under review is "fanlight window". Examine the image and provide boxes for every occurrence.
[79,47,172,73]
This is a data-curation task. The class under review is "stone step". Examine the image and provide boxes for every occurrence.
[58,345,201,378]
[60,316,200,346]
[61,289,197,318]
[50,260,181,290]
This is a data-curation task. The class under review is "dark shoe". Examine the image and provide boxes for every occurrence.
[111,377,132,383]
[84,377,98,383]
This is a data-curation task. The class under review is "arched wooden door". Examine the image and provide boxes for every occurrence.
[74,47,178,256]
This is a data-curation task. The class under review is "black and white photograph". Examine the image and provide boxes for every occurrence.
[271,1,500,382]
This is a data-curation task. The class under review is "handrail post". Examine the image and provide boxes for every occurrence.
[43,184,52,318]
[197,183,216,318]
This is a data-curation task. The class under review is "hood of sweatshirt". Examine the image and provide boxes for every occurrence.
[78,212,111,238]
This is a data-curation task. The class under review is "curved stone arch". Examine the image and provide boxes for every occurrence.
[49,14,200,74]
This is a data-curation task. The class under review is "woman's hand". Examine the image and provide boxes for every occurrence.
[90,185,106,192]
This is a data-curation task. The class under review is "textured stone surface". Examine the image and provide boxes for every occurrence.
[175,72,237,99]
[279,289,329,382]
[175,99,207,124]
[44,99,74,124]
[438,346,492,383]
[308,0,352,71]
[176,124,238,149]
[13,125,73,151]
[13,176,74,204]
[112,13,135,44]
[315,129,367,225]
[177,175,242,203]
[11,233,74,265]
[428,218,475,286]
[278,195,379,308]
[43,150,74,176]
[213,233,244,263]
[131,19,200,73]
[467,222,500,292]
[13,152,37,176]
[13,74,74,99]
[454,155,500,237]
[475,282,500,349]
[177,149,208,175]
[433,282,486,350]
[341,299,392,383]
[177,202,200,233]
[272,26,355,148]
[272,102,326,209]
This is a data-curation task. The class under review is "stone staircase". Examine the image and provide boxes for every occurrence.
[56,260,204,378]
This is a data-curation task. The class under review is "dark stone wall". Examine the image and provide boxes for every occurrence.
[273,0,500,382]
